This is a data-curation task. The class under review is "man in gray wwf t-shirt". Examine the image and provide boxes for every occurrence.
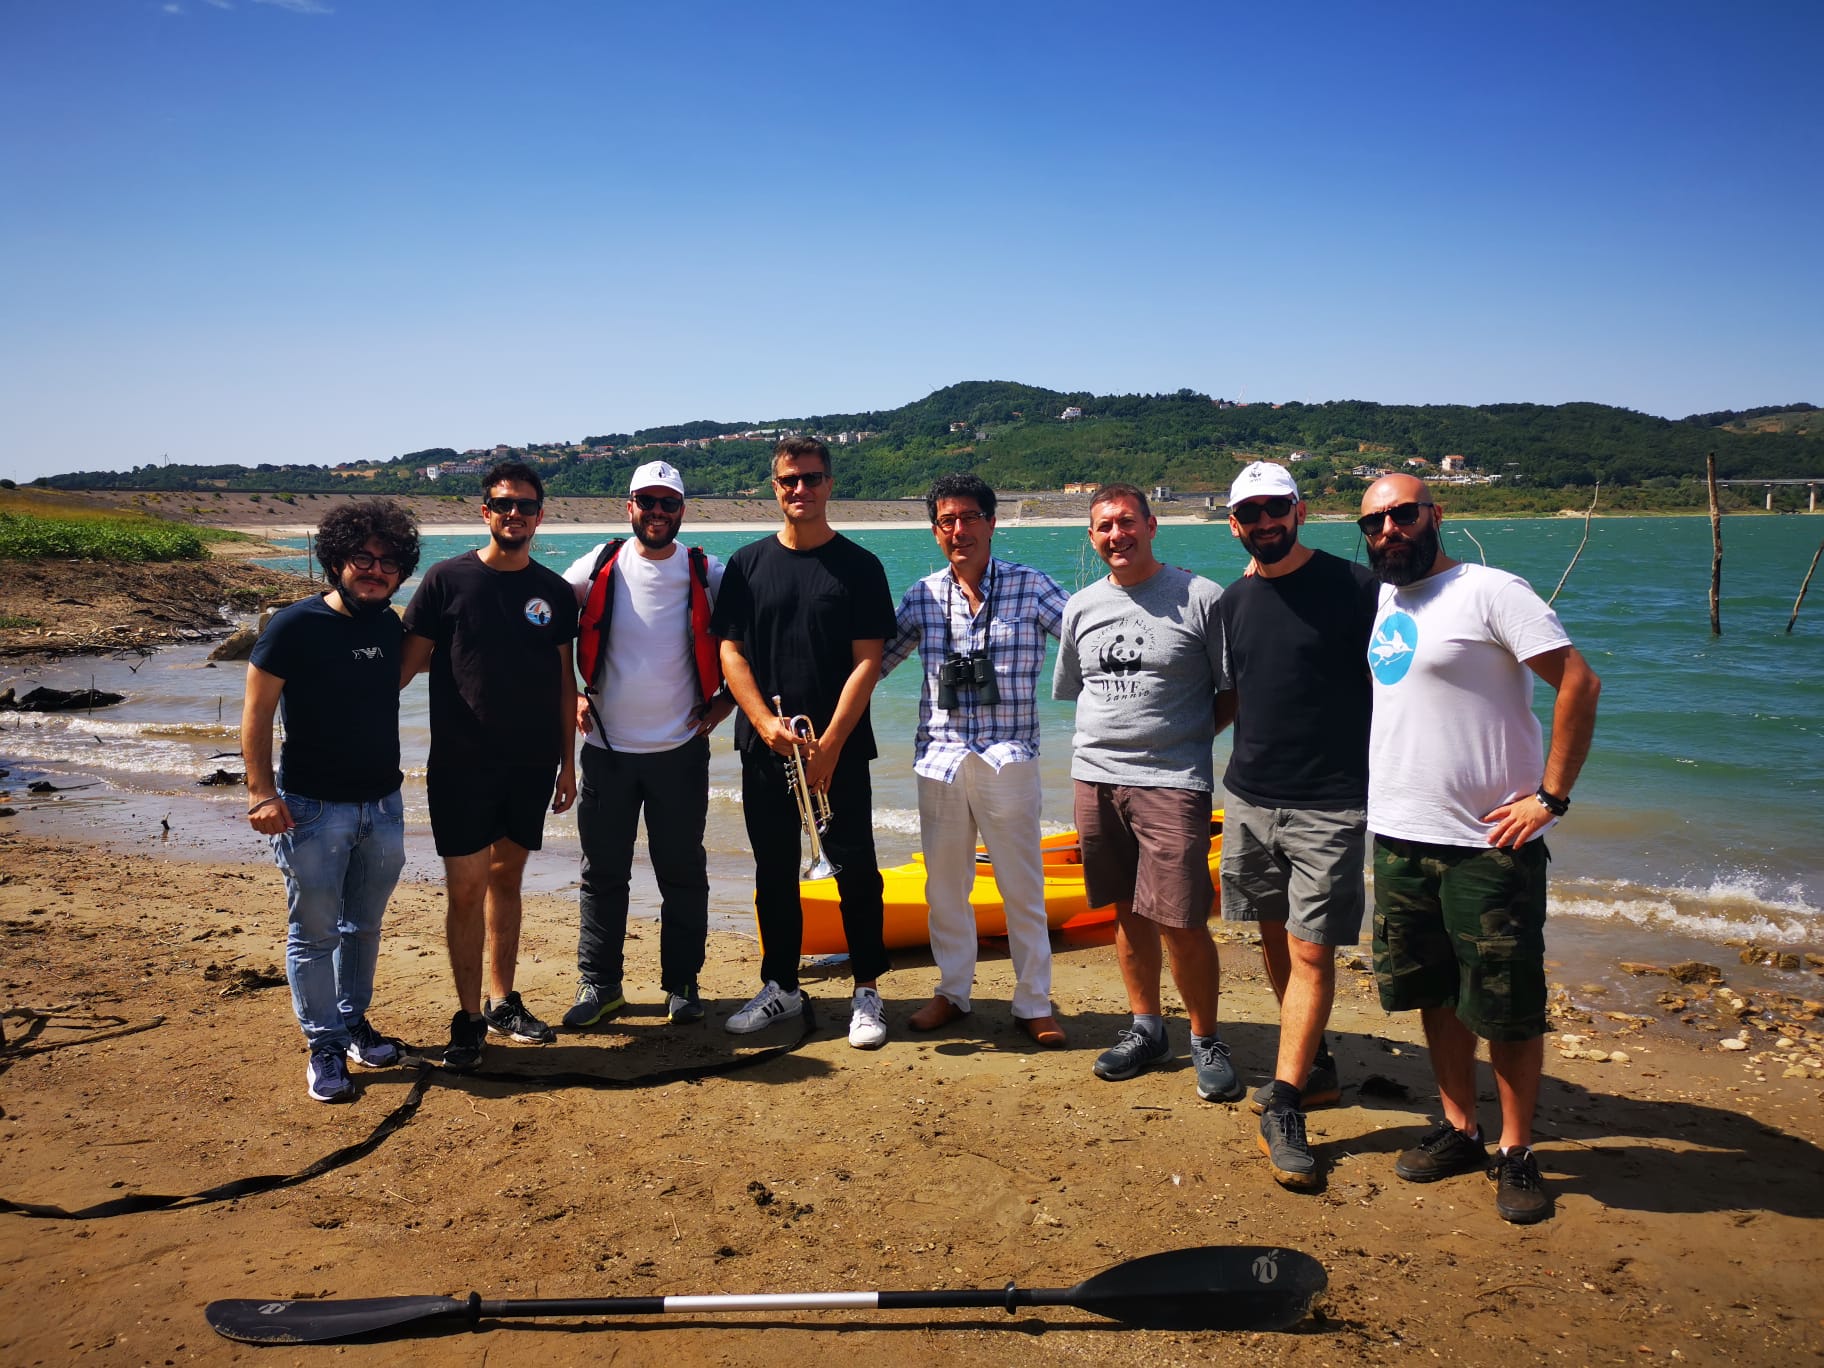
[1054,482,1239,1104]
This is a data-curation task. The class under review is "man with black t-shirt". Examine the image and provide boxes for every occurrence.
[711,436,897,1050]
[401,461,580,1072]
[243,500,421,1103]
[1215,462,1379,1191]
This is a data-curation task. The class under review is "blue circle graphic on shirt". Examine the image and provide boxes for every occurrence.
[1369,611,1417,685]
[523,597,553,627]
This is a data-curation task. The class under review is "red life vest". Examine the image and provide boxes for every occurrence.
[575,538,722,705]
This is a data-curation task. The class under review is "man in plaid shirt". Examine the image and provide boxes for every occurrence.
[881,473,1071,1048]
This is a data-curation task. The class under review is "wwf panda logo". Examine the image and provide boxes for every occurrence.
[1098,631,1144,675]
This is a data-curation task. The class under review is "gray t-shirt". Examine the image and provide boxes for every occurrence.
[1053,565,1229,791]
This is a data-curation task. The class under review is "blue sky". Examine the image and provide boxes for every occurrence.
[3,0,1819,480]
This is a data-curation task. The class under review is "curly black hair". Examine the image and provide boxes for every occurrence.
[925,472,996,523]
[315,499,422,582]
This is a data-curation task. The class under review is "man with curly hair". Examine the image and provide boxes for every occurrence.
[243,499,421,1103]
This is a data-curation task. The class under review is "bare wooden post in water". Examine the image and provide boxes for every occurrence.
[1707,452,1722,637]
[1787,540,1824,635]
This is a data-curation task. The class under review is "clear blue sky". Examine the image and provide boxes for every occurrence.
[3,0,1819,481]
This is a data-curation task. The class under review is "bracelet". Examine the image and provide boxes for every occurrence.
[248,796,280,815]
[1534,787,1570,818]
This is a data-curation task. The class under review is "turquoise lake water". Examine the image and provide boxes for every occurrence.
[3,512,1820,974]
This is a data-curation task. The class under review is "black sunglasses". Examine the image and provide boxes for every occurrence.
[774,471,828,489]
[1357,501,1434,535]
[484,496,542,517]
[1232,497,1296,524]
[633,493,683,513]
[345,550,403,575]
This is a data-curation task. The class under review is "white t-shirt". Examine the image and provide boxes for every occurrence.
[563,541,725,754]
[1367,563,1571,847]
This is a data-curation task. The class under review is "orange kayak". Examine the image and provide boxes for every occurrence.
[791,811,1224,955]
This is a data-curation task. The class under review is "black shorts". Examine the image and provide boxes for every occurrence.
[427,764,557,858]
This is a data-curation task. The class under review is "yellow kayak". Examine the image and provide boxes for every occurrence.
[792,811,1224,955]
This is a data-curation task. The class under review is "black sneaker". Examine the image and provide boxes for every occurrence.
[443,1010,487,1073]
[1093,1026,1171,1081]
[1394,1121,1490,1183]
[346,1017,404,1068]
[1249,1043,1342,1114]
[666,985,705,1025]
[1492,1146,1554,1224]
[1257,1105,1320,1190]
[561,981,625,1030]
[483,991,556,1044]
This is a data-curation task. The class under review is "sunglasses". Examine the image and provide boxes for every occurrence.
[1356,501,1434,536]
[1231,497,1296,524]
[774,471,828,490]
[345,550,403,575]
[484,496,543,517]
[934,510,988,531]
[633,493,683,513]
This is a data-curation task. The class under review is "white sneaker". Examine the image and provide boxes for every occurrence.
[727,980,804,1034]
[848,986,887,1050]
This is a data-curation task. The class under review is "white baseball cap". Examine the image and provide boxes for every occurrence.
[1228,461,1299,507]
[630,460,686,497]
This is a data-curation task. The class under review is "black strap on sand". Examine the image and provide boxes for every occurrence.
[0,998,819,1222]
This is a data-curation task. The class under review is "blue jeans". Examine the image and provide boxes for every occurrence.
[270,789,406,1052]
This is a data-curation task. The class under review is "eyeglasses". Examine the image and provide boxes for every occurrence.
[345,551,403,575]
[633,493,683,513]
[1231,497,1296,524]
[1356,502,1434,536]
[484,496,542,516]
[774,471,828,490]
[934,510,988,532]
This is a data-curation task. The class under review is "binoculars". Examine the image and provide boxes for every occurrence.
[937,650,1000,710]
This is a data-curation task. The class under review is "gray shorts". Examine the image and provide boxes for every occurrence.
[1219,793,1366,946]
[1075,780,1216,929]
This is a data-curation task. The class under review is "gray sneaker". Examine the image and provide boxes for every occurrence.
[1192,1034,1244,1102]
[666,985,705,1025]
[1258,1105,1320,1190]
[562,981,626,1030]
[1093,1026,1171,1081]
[1248,1044,1342,1113]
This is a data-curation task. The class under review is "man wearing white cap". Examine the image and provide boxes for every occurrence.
[1215,461,1379,1191]
[559,460,734,1028]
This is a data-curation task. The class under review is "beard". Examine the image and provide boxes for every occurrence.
[491,526,530,552]
[632,516,680,551]
[1242,522,1297,566]
[1367,520,1441,586]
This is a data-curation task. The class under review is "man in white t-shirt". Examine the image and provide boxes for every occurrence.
[560,460,735,1028]
[1360,473,1600,1226]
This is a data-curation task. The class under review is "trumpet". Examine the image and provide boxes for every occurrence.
[772,695,840,881]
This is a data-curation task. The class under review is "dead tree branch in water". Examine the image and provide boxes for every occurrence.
[1707,453,1723,636]
[1549,483,1600,606]
[1787,540,1824,635]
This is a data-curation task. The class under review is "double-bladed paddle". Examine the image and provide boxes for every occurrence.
[206,1244,1323,1344]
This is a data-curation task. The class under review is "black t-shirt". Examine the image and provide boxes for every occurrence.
[401,550,579,771]
[710,532,897,759]
[1219,548,1378,809]
[248,593,404,802]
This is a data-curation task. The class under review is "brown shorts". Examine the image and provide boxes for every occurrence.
[1074,780,1215,929]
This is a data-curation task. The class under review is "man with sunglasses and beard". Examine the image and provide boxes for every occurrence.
[1214,462,1380,1191]
[244,500,421,1103]
[401,460,580,1072]
[1358,473,1600,1225]
[712,436,897,1049]
[559,461,733,1031]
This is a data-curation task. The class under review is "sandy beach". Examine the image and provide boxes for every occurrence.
[3,821,1823,1366]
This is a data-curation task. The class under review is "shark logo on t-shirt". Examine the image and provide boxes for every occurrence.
[1369,611,1417,685]
[523,598,553,627]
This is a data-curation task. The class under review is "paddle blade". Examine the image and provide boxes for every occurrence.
[205,1295,470,1345]
[1067,1245,1325,1331]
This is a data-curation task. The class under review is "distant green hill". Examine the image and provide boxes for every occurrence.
[32,386,1824,511]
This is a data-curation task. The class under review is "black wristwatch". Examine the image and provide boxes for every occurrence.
[1534,786,1570,817]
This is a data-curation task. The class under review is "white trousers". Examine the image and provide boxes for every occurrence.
[916,754,1054,1020]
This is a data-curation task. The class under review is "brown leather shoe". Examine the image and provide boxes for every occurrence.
[1019,1014,1067,1048]
[908,995,968,1032]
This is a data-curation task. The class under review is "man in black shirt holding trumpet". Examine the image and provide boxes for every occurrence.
[712,436,898,1049]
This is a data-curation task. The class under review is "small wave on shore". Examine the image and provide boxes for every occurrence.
[1552,873,1821,944]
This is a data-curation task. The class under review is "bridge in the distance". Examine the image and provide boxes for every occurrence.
[1715,478,1822,511]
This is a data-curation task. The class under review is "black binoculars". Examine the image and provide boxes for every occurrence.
[937,650,1000,709]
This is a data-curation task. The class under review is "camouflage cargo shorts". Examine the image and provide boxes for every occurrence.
[1371,835,1549,1042]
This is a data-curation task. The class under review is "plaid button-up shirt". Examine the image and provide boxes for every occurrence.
[881,558,1070,782]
